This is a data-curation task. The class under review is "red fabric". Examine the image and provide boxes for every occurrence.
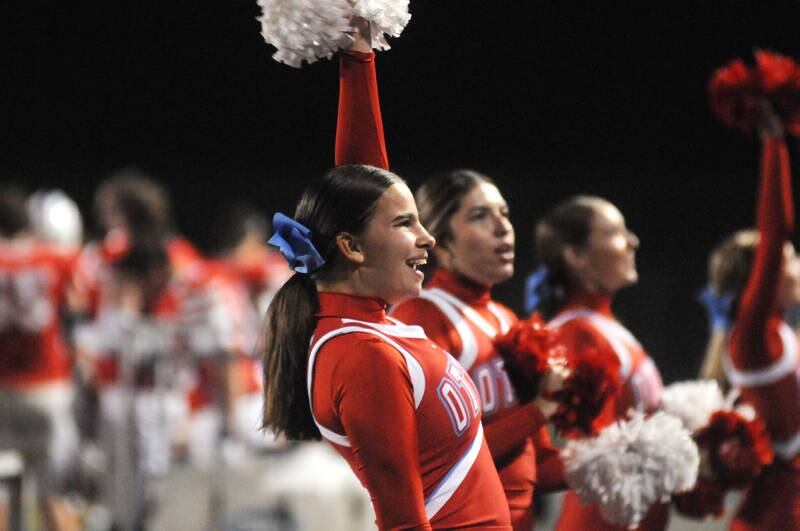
[335,51,390,169]
[392,269,558,530]
[551,290,665,531]
[727,136,800,529]
[311,292,511,530]
[0,240,78,387]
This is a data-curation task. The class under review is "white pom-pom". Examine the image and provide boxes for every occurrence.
[256,0,411,67]
[660,380,726,432]
[353,0,411,50]
[256,0,353,68]
[562,411,699,528]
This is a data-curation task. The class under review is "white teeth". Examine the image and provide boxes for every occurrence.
[407,257,427,269]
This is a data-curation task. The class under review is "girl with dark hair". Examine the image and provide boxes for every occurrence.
[698,105,800,530]
[334,22,564,530]
[261,38,512,526]
[531,196,666,531]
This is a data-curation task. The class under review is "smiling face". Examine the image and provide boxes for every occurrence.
[564,200,639,294]
[349,182,435,304]
[434,181,515,287]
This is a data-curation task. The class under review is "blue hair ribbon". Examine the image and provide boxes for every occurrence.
[698,286,734,332]
[524,266,551,314]
[268,212,325,274]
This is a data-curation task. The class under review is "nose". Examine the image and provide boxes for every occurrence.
[626,229,639,249]
[417,223,436,250]
[494,212,512,237]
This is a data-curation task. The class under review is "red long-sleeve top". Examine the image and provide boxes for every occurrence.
[309,292,511,530]
[392,269,565,531]
[725,136,800,530]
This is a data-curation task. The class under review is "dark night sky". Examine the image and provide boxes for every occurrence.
[4,1,800,381]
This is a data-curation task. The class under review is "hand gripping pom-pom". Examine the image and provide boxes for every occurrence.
[562,411,699,528]
[256,0,411,67]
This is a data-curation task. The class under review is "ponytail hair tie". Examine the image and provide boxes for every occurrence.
[268,212,326,274]
[698,286,734,332]
[524,266,551,314]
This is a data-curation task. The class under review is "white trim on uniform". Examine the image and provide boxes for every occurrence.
[549,309,635,379]
[424,423,484,519]
[723,322,799,388]
[419,290,480,371]
[426,288,498,338]
[773,428,800,460]
[487,303,511,335]
[307,324,427,447]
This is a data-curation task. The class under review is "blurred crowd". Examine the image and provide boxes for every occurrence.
[0,169,293,531]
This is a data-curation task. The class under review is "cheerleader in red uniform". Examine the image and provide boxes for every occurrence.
[334,22,563,530]
[261,29,511,526]
[700,104,800,530]
[530,196,665,531]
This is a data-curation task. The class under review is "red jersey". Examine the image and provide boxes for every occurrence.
[392,269,564,530]
[0,238,78,387]
[724,136,800,531]
[309,292,511,530]
[551,290,666,531]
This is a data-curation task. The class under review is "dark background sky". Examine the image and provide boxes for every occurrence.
[4,1,800,382]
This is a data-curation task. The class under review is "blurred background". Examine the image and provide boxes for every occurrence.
[2,1,800,529]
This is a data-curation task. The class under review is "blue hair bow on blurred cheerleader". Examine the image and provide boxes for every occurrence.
[698,286,734,332]
[268,212,325,274]
[524,266,551,314]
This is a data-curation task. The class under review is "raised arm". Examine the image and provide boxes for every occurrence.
[335,19,389,169]
[732,109,793,369]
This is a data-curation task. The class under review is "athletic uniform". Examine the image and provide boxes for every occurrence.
[725,136,800,531]
[392,269,565,530]
[0,238,80,489]
[551,290,665,531]
[309,291,511,529]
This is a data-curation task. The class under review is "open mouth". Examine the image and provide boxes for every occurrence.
[406,256,428,271]
[495,243,515,262]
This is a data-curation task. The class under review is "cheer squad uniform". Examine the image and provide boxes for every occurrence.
[725,136,800,531]
[551,290,665,531]
[392,269,565,530]
[309,292,511,529]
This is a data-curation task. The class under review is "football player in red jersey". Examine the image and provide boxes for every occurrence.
[0,186,82,530]
[532,197,666,531]
[700,104,800,530]
[261,162,512,528]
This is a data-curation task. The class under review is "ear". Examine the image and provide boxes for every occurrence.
[335,233,365,265]
[562,245,585,272]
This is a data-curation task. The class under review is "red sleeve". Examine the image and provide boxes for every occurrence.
[532,427,566,492]
[732,136,794,369]
[319,335,432,530]
[483,403,546,461]
[335,51,389,169]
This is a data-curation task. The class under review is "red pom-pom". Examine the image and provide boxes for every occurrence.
[755,50,800,135]
[672,479,726,520]
[695,410,773,489]
[548,346,621,437]
[709,50,800,135]
[495,313,556,403]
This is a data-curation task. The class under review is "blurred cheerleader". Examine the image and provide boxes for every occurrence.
[530,196,666,530]
[700,102,800,530]
[334,20,565,529]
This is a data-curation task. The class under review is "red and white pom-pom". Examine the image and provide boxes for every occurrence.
[256,0,411,68]
[660,380,725,432]
[709,50,800,136]
[354,0,411,51]
[562,411,699,528]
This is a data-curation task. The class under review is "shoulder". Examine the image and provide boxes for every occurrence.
[390,296,447,325]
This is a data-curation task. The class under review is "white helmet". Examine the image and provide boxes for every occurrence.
[27,190,83,246]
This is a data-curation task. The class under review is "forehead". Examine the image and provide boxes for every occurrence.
[590,201,624,228]
[461,181,505,208]
[373,182,416,219]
